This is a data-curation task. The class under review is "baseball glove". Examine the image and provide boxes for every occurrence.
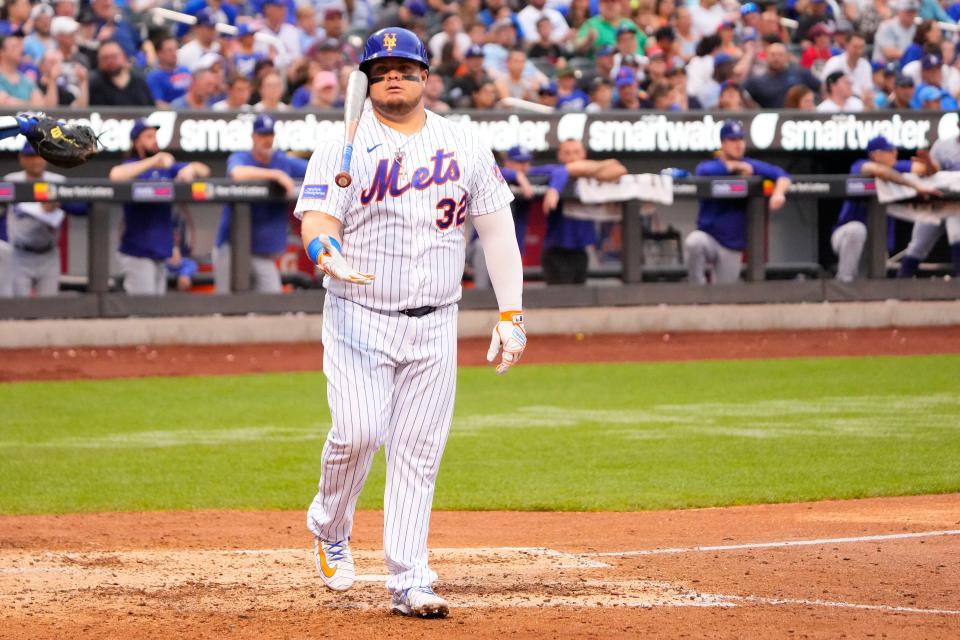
[18,113,98,169]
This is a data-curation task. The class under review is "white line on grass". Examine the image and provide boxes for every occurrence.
[582,529,960,557]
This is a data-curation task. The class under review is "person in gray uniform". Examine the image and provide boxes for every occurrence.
[898,124,960,277]
[4,142,87,297]
[0,206,10,298]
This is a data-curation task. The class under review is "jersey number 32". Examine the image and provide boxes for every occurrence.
[435,194,467,231]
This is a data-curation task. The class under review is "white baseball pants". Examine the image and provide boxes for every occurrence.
[118,253,167,295]
[830,221,867,283]
[0,240,12,298]
[212,243,282,293]
[684,230,743,284]
[308,293,458,595]
[903,216,960,260]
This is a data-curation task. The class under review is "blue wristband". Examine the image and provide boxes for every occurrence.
[307,236,341,264]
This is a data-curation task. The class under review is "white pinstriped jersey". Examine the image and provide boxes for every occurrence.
[294,107,513,312]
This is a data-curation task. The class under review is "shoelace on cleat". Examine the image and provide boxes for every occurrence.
[324,540,347,562]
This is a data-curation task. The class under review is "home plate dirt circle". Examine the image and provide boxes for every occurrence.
[0,546,724,614]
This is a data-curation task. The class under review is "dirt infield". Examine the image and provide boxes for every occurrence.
[2,327,960,638]
[1,496,959,639]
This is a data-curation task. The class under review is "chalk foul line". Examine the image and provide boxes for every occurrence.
[582,529,960,557]
[724,594,960,616]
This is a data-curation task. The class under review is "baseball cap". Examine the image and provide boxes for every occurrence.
[895,74,915,87]
[538,81,558,95]
[403,0,429,17]
[50,16,78,36]
[130,119,160,142]
[921,53,942,69]
[324,6,343,18]
[615,66,636,87]
[236,23,257,37]
[20,141,37,155]
[646,46,665,59]
[253,115,276,134]
[917,85,942,103]
[720,120,745,140]
[714,52,734,65]
[740,2,760,15]
[465,44,484,58]
[866,135,895,153]
[596,44,615,57]
[318,37,340,51]
[557,66,577,79]
[506,145,533,162]
[616,24,637,36]
[718,20,736,31]
[720,79,740,91]
[808,23,833,38]
[896,0,920,10]
[194,8,216,26]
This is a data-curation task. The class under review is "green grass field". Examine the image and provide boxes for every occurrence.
[2,355,959,515]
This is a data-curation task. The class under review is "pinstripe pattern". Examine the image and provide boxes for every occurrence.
[298,106,512,596]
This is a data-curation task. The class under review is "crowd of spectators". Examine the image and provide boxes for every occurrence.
[0,0,959,113]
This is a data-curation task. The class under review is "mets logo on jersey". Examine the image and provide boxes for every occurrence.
[360,149,461,204]
[383,33,398,51]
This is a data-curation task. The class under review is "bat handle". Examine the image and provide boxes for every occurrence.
[335,143,354,188]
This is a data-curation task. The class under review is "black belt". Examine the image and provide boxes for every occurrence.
[14,242,54,254]
[400,306,437,318]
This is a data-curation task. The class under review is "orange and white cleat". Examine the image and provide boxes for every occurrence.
[313,537,355,591]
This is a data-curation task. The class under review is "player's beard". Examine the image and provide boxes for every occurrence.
[371,89,423,118]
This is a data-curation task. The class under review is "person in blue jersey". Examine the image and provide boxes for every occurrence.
[542,139,627,285]
[0,186,10,297]
[685,120,792,285]
[146,36,192,107]
[229,24,267,80]
[832,135,940,282]
[213,114,307,293]
[108,120,211,295]
[470,145,568,288]
[909,52,959,110]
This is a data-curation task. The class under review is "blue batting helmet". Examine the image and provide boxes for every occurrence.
[359,27,429,74]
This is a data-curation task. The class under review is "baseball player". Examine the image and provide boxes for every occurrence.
[471,145,568,287]
[108,119,210,295]
[898,124,960,278]
[294,27,526,619]
[4,141,88,297]
[212,114,307,293]
[832,135,940,282]
[685,120,792,285]
[0,202,10,298]
[542,139,627,285]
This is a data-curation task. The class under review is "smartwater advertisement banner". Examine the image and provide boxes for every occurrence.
[2,109,957,155]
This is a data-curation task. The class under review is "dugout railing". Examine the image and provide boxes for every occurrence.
[1,175,959,321]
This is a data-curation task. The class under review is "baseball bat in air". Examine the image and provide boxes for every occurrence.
[334,70,369,189]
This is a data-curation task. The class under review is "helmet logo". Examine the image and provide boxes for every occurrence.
[383,33,397,51]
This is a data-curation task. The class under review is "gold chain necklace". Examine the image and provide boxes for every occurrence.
[373,112,427,181]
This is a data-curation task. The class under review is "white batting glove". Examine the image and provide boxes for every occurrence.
[486,311,527,375]
[313,234,374,285]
